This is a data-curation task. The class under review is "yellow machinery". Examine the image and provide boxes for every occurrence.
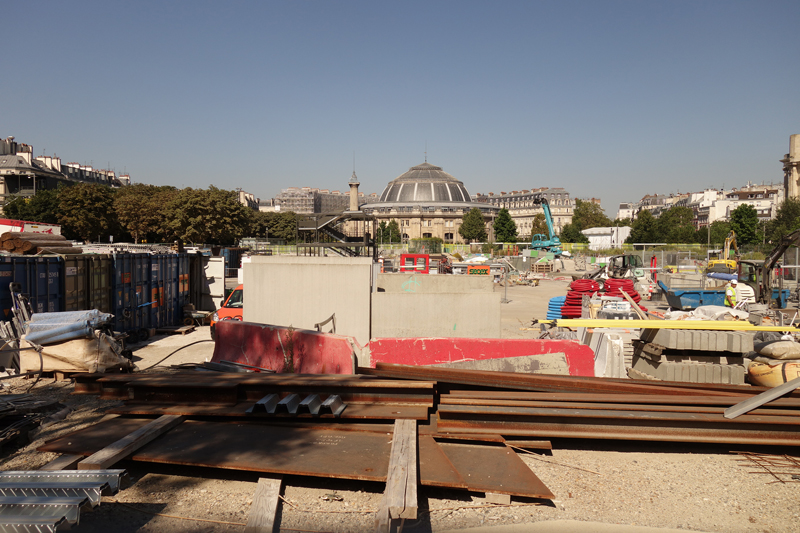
[707,231,739,274]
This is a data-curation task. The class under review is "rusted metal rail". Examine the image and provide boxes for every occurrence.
[361,363,743,397]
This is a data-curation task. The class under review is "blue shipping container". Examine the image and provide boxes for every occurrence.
[111,253,151,333]
[0,256,63,316]
[149,254,182,329]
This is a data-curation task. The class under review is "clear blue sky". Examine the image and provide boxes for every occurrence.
[3,1,798,216]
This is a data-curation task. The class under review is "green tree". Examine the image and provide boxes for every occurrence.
[695,220,731,245]
[613,217,632,227]
[57,183,119,241]
[559,222,588,243]
[2,189,61,224]
[377,221,389,244]
[626,209,659,244]
[572,199,612,231]
[530,213,547,238]
[459,208,487,243]
[164,186,253,245]
[656,206,695,243]
[249,210,297,243]
[729,204,759,245]
[493,208,517,242]
[114,184,177,243]
[386,219,401,243]
[766,197,800,243]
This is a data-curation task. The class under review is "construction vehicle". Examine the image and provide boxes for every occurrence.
[576,254,646,291]
[737,228,800,308]
[707,231,739,274]
[530,198,562,255]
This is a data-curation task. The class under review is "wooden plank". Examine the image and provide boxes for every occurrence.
[383,419,418,523]
[375,419,418,532]
[40,454,82,471]
[245,476,283,533]
[77,415,185,470]
[620,290,649,320]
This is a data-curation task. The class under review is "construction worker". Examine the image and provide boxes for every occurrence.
[725,279,738,307]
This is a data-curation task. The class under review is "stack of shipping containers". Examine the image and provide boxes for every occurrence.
[1,253,192,336]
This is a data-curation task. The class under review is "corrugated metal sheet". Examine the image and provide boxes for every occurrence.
[0,469,126,531]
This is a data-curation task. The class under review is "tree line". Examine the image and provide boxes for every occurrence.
[9,184,799,247]
[559,198,800,246]
[460,198,800,246]
[3,183,297,245]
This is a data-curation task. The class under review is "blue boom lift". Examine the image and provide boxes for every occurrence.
[530,197,562,255]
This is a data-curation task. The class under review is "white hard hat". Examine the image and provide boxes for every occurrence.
[731,279,738,285]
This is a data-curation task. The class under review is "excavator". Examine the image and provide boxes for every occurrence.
[707,231,739,274]
[530,198,562,255]
[737,228,800,308]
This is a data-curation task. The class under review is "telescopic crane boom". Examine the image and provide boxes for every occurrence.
[530,198,562,255]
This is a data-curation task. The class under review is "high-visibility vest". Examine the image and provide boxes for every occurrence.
[725,285,737,306]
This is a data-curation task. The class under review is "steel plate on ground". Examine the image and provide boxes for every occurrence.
[435,441,554,499]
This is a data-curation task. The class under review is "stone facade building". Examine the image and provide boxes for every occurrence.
[0,136,126,211]
[359,162,499,243]
[272,186,377,214]
[782,134,800,199]
[471,187,574,238]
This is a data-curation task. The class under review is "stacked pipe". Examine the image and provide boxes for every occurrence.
[561,279,599,318]
[546,296,566,320]
[0,232,81,255]
[604,278,641,303]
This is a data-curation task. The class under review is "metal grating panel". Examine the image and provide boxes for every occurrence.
[0,515,67,532]
[0,470,127,494]
[0,496,90,524]
[0,483,107,507]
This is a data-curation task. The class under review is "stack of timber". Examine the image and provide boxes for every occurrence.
[0,232,81,255]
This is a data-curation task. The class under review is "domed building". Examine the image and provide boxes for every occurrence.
[360,162,499,243]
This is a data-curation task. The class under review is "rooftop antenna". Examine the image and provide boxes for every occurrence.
[425,141,427,163]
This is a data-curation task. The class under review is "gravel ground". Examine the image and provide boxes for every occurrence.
[0,269,798,532]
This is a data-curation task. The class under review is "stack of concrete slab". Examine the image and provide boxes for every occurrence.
[630,328,754,384]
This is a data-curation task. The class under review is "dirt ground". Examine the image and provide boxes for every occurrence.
[1,269,798,533]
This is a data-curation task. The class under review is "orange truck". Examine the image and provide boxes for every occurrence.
[210,284,243,339]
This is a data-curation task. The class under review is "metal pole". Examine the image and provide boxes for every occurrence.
[501,265,509,303]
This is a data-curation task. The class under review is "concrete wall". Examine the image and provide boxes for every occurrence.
[377,273,494,293]
[373,272,501,338]
[244,256,373,345]
[372,291,501,338]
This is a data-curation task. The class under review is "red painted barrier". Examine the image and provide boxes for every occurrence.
[367,337,594,376]
[212,320,358,374]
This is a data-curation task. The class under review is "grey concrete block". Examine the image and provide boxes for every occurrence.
[631,355,746,384]
[639,328,754,353]
[633,342,744,365]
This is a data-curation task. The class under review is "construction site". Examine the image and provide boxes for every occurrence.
[0,226,799,533]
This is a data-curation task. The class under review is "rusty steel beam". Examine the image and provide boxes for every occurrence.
[443,391,800,407]
[438,404,800,427]
[437,419,800,447]
[362,364,741,397]
[92,371,435,406]
[436,404,800,446]
[439,397,800,417]
[108,402,431,420]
